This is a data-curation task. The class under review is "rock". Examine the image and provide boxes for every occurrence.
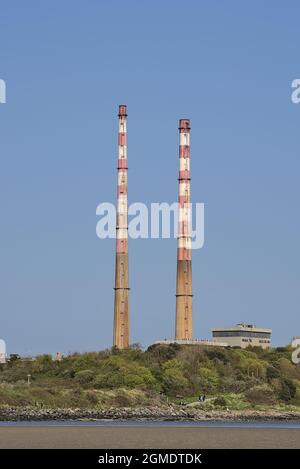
[0,405,300,422]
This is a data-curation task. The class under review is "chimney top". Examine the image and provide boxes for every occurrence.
[179,119,190,130]
[118,105,127,116]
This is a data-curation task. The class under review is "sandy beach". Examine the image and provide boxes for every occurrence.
[0,426,299,449]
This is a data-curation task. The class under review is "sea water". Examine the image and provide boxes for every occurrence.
[0,420,300,428]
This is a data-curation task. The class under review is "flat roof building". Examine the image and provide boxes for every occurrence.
[211,323,272,349]
[154,339,228,348]
[291,337,300,348]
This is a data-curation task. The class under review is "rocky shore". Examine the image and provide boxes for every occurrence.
[1,405,300,422]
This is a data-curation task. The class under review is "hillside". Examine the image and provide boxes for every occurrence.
[0,344,300,412]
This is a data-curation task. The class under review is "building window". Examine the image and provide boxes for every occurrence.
[213,331,271,339]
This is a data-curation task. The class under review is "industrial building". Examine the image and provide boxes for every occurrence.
[211,323,272,349]
[109,106,272,351]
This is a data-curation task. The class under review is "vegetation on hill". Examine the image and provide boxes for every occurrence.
[0,344,300,410]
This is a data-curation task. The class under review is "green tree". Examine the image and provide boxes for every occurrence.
[279,379,297,402]
[162,359,189,396]
[94,356,157,390]
[74,370,95,385]
[198,367,219,392]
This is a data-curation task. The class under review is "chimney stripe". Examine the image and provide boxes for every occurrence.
[175,118,193,340]
[113,105,130,349]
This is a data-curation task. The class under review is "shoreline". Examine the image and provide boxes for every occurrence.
[1,405,300,422]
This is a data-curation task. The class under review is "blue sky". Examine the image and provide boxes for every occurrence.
[0,1,299,355]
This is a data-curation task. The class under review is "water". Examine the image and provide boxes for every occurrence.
[0,420,300,428]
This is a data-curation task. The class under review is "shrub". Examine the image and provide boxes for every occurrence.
[266,366,280,381]
[86,391,98,405]
[198,367,219,391]
[214,396,227,407]
[145,344,179,365]
[279,379,297,402]
[33,355,54,373]
[220,374,258,393]
[114,389,132,407]
[73,353,100,371]
[74,370,95,385]
[0,367,31,383]
[276,358,299,380]
[205,348,229,364]
[162,359,189,396]
[292,380,300,405]
[244,384,276,405]
[8,354,21,364]
[61,369,75,379]
[237,358,267,379]
[94,356,157,390]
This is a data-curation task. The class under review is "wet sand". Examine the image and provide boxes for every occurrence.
[0,426,299,448]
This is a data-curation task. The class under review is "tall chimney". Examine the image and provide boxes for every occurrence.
[113,105,130,349]
[175,119,193,340]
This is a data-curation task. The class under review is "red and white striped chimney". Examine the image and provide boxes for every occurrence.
[113,104,130,349]
[175,118,193,340]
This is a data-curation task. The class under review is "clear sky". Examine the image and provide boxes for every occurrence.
[0,1,299,355]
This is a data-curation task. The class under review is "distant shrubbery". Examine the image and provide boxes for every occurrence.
[0,344,299,409]
[245,384,276,405]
